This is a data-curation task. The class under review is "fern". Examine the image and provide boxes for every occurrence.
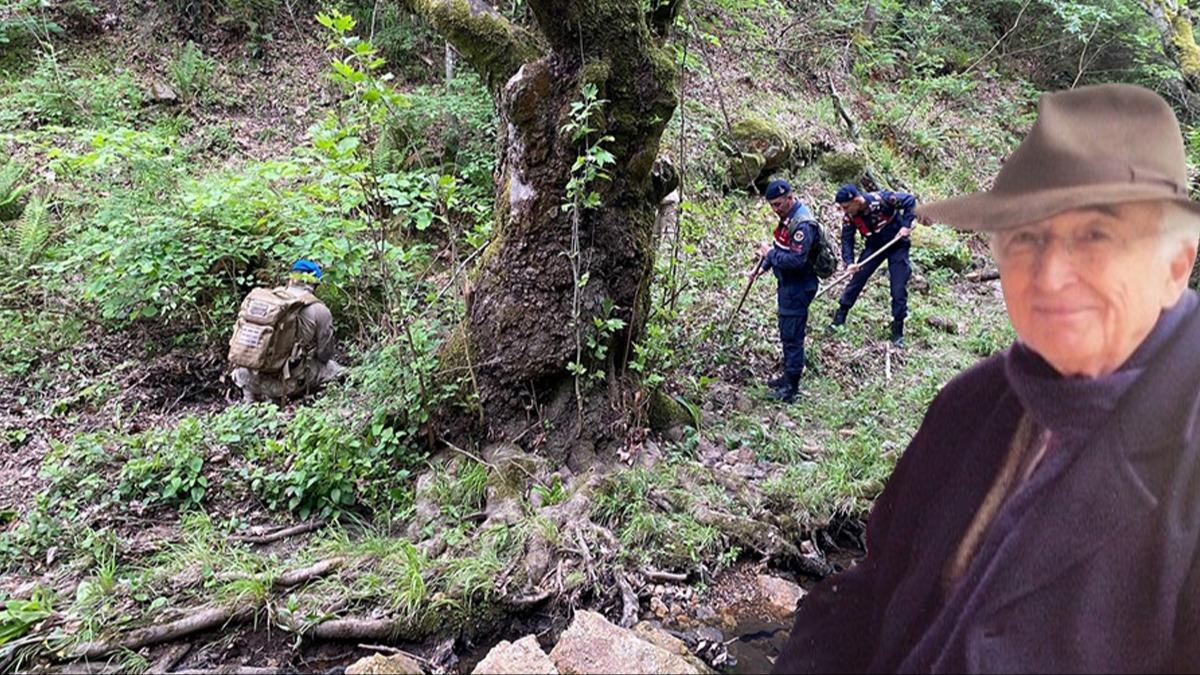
[0,161,29,222]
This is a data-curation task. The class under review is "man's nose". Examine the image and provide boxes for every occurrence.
[1031,236,1079,291]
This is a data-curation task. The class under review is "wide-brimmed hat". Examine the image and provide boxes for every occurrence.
[918,83,1200,231]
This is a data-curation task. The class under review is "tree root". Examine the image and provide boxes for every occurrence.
[230,520,326,545]
[693,506,834,578]
[308,618,403,642]
[67,557,348,661]
[70,605,257,661]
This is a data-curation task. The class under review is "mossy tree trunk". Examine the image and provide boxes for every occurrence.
[400,0,682,462]
[1142,0,1200,92]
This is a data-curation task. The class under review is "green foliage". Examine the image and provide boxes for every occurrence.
[0,52,141,130]
[169,42,216,104]
[116,419,210,508]
[0,159,30,221]
[0,588,54,646]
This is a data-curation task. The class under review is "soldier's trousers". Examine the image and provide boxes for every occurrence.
[779,287,818,378]
[232,359,345,403]
[839,239,912,321]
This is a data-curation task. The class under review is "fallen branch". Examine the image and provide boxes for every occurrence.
[694,506,834,578]
[231,520,326,545]
[616,573,640,628]
[642,568,689,583]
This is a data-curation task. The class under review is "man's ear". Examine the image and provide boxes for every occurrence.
[1165,239,1198,306]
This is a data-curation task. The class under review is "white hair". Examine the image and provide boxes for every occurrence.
[1158,202,1200,259]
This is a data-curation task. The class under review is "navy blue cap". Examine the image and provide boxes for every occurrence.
[764,179,792,200]
[835,184,862,203]
[291,259,323,280]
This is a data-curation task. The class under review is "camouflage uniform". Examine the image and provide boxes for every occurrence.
[231,284,344,402]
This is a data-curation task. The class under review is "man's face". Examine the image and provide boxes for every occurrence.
[992,201,1195,377]
[838,196,864,216]
[769,194,793,218]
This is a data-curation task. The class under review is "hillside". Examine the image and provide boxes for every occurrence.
[1,0,1196,672]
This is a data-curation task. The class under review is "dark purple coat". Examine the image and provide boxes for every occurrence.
[775,303,1200,673]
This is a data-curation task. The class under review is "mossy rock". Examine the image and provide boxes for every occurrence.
[911,224,971,272]
[818,151,868,184]
[730,118,793,172]
[647,390,697,432]
[728,152,765,190]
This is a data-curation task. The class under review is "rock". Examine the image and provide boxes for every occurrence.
[473,635,558,674]
[650,596,670,619]
[818,150,867,184]
[756,574,806,616]
[632,622,713,674]
[926,315,960,334]
[729,118,793,172]
[694,605,717,622]
[550,610,710,674]
[728,152,765,190]
[148,80,179,105]
[345,653,423,674]
[648,390,696,432]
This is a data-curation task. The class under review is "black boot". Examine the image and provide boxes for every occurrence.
[766,374,800,403]
[829,304,850,331]
[890,317,905,348]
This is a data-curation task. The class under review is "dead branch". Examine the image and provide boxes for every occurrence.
[231,520,327,545]
[963,0,1034,74]
[641,568,689,583]
[616,573,640,628]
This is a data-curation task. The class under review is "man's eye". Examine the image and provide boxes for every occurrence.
[1079,227,1112,243]
[1009,231,1039,246]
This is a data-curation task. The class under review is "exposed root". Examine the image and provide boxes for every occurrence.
[67,557,348,661]
[230,520,326,545]
[70,605,257,661]
[274,557,346,588]
[308,618,404,642]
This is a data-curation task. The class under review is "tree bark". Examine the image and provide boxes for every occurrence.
[401,0,681,460]
[1142,0,1200,93]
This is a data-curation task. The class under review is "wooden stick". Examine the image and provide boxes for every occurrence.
[814,233,904,300]
[726,260,764,330]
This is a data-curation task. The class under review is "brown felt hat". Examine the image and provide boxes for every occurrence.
[917,83,1200,231]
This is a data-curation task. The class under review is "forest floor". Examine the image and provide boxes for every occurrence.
[0,2,1021,673]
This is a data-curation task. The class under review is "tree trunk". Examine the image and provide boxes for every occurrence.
[1142,0,1200,92]
[402,0,681,463]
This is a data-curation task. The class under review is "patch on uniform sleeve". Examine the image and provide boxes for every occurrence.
[790,229,806,252]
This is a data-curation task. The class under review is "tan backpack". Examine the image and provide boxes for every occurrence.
[227,287,320,375]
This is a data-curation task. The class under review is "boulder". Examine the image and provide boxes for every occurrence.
[730,118,793,171]
[756,574,806,616]
[549,610,709,674]
[817,150,867,184]
[345,653,423,674]
[632,622,714,674]
[728,152,765,190]
[473,635,558,674]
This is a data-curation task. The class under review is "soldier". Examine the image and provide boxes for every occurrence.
[756,179,823,403]
[831,184,918,347]
[229,259,344,403]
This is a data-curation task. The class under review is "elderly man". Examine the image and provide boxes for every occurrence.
[774,83,1200,672]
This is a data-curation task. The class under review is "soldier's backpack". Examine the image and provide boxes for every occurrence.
[796,218,838,279]
[227,287,320,375]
